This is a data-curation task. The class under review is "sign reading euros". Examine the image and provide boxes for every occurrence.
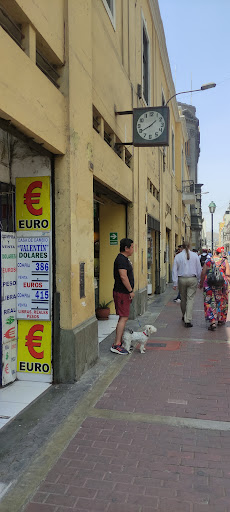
[16,177,51,231]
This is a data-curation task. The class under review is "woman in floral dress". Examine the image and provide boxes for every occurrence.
[199,248,230,330]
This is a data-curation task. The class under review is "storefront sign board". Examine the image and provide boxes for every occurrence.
[16,176,51,231]
[0,232,17,385]
[17,236,50,320]
[17,320,51,375]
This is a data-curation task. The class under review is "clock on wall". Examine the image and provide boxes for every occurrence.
[133,106,170,147]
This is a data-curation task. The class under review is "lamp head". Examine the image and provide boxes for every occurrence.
[208,201,216,214]
[201,82,216,90]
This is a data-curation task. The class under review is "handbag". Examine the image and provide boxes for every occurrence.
[207,261,224,288]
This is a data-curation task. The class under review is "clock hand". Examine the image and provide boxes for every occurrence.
[144,120,157,130]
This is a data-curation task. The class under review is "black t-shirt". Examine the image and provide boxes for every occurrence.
[113,253,134,294]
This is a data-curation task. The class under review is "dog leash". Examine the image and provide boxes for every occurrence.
[130,301,142,328]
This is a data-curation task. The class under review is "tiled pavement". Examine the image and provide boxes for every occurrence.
[11,289,230,510]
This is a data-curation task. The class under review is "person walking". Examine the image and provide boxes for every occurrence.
[199,248,208,267]
[173,245,183,303]
[172,241,201,327]
[110,238,135,354]
[199,247,230,330]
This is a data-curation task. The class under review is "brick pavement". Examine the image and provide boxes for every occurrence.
[21,290,230,511]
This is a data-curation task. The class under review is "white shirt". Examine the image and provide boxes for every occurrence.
[172,249,202,286]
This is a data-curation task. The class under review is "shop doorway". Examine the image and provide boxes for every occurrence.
[147,228,160,295]
[147,216,160,294]
[166,228,171,283]
[94,201,100,309]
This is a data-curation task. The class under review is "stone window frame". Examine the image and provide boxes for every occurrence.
[102,0,116,30]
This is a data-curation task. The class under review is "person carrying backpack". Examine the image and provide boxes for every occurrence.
[199,248,230,330]
[199,248,208,267]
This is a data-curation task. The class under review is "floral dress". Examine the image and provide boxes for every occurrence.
[203,256,229,324]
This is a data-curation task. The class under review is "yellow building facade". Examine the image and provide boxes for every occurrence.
[0,0,191,384]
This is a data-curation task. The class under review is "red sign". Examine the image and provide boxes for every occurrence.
[4,327,15,339]
[25,324,44,359]
[24,181,43,216]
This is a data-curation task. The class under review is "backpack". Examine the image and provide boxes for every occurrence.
[207,261,224,288]
[200,254,207,267]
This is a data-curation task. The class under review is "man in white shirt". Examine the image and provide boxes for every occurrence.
[172,242,201,327]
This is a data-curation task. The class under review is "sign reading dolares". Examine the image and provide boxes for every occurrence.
[16,177,51,231]
[17,236,50,320]
[17,320,51,375]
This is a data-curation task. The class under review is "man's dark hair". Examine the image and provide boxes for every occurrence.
[120,238,133,252]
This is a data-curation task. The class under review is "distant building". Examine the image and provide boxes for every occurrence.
[178,103,203,250]
[221,204,230,253]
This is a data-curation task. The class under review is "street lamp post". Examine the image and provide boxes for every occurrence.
[208,201,216,253]
[166,82,216,106]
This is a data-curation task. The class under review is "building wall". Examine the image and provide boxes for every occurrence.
[0,0,191,382]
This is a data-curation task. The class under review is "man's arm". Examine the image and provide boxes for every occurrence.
[196,255,202,282]
[119,269,135,298]
[172,256,178,289]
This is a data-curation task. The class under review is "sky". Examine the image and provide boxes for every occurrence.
[158,0,230,232]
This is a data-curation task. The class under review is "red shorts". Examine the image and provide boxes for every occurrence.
[113,291,131,317]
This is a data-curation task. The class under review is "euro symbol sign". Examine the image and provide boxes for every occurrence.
[25,324,44,359]
[4,327,15,339]
[24,181,43,216]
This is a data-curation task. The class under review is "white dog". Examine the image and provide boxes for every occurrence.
[122,324,157,354]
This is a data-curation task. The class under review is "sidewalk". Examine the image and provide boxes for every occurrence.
[2,286,230,511]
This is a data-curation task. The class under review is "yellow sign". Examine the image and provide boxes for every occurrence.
[17,320,52,374]
[16,176,51,231]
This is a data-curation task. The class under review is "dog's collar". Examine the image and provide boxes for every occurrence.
[143,331,148,337]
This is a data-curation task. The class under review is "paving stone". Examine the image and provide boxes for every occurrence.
[21,290,230,512]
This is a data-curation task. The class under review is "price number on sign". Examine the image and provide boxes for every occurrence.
[35,290,49,300]
[35,262,49,271]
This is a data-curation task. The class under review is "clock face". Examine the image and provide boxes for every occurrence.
[133,107,169,147]
[136,111,165,140]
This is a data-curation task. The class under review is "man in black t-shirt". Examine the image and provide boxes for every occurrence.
[110,238,134,355]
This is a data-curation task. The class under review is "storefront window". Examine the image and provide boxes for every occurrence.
[0,182,15,232]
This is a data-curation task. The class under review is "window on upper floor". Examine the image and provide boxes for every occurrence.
[0,5,23,48]
[142,16,150,105]
[171,129,175,174]
[181,148,184,182]
[102,0,116,29]
[185,139,190,157]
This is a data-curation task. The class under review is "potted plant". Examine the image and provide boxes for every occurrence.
[95,300,113,320]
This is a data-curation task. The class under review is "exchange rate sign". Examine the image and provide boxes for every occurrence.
[17,236,50,320]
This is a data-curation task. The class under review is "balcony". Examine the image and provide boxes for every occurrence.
[182,180,196,205]
[191,215,203,231]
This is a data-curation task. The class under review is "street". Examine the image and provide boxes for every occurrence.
[1,285,230,511]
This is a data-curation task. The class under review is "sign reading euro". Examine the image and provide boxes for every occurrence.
[17,320,51,375]
[16,177,51,231]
